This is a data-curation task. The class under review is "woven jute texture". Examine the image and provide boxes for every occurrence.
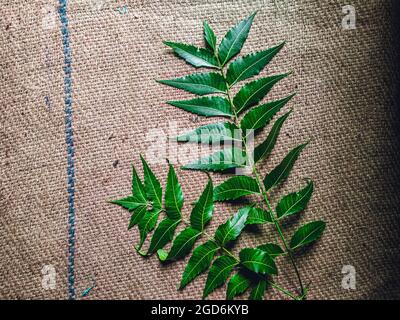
[1,0,400,299]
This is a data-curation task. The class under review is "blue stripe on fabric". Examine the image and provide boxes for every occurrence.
[58,0,76,300]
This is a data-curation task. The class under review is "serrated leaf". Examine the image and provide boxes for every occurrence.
[158,72,226,96]
[214,207,250,246]
[218,12,256,66]
[257,243,284,258]
[239,248,277,275]
[245,207,273,225]
[137,209,161,250]
[167,96,232,118]
[165,164,183,220]
[180,240,219,289]
[176,122,240,144]
[203,255,238,298]
[131,164,146,202]
[160,226,202,261]
[253,111,291,163]
[240,94,295,130]
[263,143,308,191]
[128,205,147,229]
[226,271,252,300]
[111,196,145,211]
[290,221,326,250]
[164,41,219,68]
[213,176,260,201]
[147,218,181,255]
[190,179,214,231]
[181,148,246,172]
[276,180,314,219]
[111,164,147,227]
[226,42,285,86]
[140,155,162,209]
[249,279,267,300]
[203,21,217,52]
[233,73,289,114]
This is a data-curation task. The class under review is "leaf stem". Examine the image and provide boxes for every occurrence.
[217,62,305,298]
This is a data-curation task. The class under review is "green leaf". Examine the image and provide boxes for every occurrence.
[164,41,219,68]
[276,180,314,219]
[218,12,257,66]
[158,72,227,96]
[157,248,168,261]
[180,240,219,289]
[164,164,184,220]
[233,73,289,114]
[240,94,295,130]
[176,122,240,144]
[253,111,291,163]
[245,207,273,225]
[167,96,232,118]
[128,205,147,229]
[190,179,214,231]
[290,221,326,250]
[263,143,308,192]
[159,226,201,261]
[147,218,181,255]
[249,279,267,300]
[131,164,147,202]
[203,21,217,52]
[140,155,162,209]
[239,248,277,275]
[214,207,250,246]
[257,243,284,258]
[226,271,252,300]
[137,209,161,250]
[110,164,148,228]
[181,148,246,172]
[111,196,145,211]
[203,255,238,298]
[213,176,260,201]
[226,42,285,86]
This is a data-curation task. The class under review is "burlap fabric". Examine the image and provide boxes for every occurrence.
[1,0,400,299]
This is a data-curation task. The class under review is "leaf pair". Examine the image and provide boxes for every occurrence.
[157,179,214,261]
[179,206,250,298]
[226,244,282,300]
[164,12,256,70]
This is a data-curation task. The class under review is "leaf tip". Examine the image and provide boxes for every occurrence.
[286,70,294,77]
[302,140,311,148]
[178,281,187,290]
[157,249,168,261]
[134,244,147,256]
[163,40,173,47]
[250,10,259,18]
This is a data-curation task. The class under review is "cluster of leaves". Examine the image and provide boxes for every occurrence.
[112,12,326,300]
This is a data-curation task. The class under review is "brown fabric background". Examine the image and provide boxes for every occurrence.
[1,0,400,299]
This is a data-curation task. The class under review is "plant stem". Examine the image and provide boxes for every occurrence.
[253,169,305,296]
[217,62,305,298]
